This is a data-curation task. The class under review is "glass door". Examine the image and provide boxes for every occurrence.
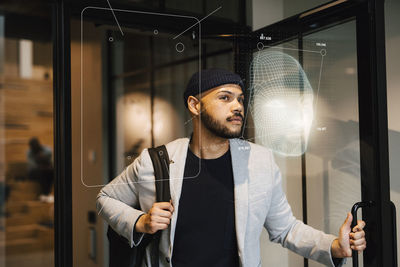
[0,1,55,267]
[241,0,396,266]
[73,3,239,266]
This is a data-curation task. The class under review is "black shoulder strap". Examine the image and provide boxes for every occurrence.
[148,145,171,202]
[108,145,171,267]
[147,145,171,267]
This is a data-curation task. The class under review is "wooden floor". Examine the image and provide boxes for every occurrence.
[0,180,54,265]
[4,250,53,267]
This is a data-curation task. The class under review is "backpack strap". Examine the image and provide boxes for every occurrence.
[148,145,171,202]
[146,145,171,267]
[108,145,171,267]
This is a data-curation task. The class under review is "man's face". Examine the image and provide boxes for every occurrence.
[198,84,245,139]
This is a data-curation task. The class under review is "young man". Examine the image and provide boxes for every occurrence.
[97,68,366,267]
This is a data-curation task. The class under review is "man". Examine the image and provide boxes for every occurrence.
[97,68,366,267]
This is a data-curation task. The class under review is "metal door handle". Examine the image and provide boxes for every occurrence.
[351,201,374,267]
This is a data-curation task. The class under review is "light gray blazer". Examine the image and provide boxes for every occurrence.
[97,138,343,267]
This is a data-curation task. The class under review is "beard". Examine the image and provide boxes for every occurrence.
[200,108,243,139]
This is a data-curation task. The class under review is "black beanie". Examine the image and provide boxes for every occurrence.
[183,68,244,108]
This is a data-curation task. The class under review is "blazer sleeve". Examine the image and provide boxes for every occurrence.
[96,149,151,247]
[263,156,346,267]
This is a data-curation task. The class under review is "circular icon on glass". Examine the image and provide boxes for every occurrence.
[176,42,185,53]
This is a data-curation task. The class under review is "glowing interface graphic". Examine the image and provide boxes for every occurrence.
[249,51,315,156]
[80,5,211,187]
[81,4,328,187]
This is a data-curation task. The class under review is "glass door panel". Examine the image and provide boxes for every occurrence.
[303,20,361,267]
[385,0,400,262]
[76,6,236,266]
[247,20,363,267]
[248,39,306,267]
[0,2,55,266]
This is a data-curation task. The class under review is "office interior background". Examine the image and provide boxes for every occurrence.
[0,0,398,266]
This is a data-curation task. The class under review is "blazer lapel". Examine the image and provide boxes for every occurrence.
[168,138,190,247]
[229,138,249,264]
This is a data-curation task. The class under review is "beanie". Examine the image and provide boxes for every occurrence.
[183,68,244,108]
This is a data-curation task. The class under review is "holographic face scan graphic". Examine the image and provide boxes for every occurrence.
[249,51,314,157]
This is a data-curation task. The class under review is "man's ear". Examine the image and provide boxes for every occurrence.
[187,96,200,116]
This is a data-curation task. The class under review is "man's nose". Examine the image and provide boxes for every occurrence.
[232,98,244,113]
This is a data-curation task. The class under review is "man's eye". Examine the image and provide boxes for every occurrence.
[238,97,244,104]
[220,96,229,100]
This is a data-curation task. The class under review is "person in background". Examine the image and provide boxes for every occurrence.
[27,137,54,203]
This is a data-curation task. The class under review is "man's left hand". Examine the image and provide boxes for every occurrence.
[331,212,366,258]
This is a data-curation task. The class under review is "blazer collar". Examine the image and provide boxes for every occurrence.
[168,138,190,247]
[230,138,249,263]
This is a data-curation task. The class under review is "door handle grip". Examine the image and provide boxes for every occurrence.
[390,201,397,267]
[351,201,374,267]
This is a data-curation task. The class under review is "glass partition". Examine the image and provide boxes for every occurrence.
[76,6,235,266]
[108,26,200,175]
[0,3,54,266]
[303,20,362,267]
[385,0,400,262]
[247,20,362,267]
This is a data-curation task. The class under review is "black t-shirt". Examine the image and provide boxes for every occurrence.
[171,147,239,267]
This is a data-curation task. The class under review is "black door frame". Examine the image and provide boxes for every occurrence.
[53,0,72,266]
[238,0,395,266]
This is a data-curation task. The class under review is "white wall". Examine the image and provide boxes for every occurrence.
[252,0,283,30]
[252,0,332,30]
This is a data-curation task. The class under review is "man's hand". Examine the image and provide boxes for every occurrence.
[331,212,366,258]
[135,201,174,234]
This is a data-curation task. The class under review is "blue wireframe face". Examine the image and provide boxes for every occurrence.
[249,51,314,156]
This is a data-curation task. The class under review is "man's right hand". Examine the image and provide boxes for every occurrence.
[135,201,174,234]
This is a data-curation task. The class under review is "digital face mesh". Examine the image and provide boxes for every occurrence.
[249,51,314,156]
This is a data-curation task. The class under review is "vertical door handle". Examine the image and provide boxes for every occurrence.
[351,201,374,267]
[390,201,397,267]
